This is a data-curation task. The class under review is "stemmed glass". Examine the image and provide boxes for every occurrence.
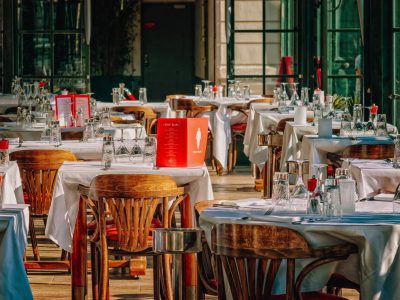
[23,83,31,106]
[131,124,143,157]
[301,87,310,107]
[289,83,300,106]
[202,80,211,99]
[235,81,242,100]
[227,80,236,97]
[291,160,308,199]
[312,163,328,195]
[280,83,290,106]
[115,126,130,155]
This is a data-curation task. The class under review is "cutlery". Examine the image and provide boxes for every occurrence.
[241,207,274,220]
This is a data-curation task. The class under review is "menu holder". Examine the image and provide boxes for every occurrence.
[55,95,74,127]
[73,94,91,121]
[156,118,208,168]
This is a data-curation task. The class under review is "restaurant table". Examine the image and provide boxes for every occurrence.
[300,135,395,171]
[199,198,400,300]
[281,122,398,171]
[346,159,400,200]
[0,204,32,300]
[0,161,24,205]
[243,108,312,168]
[45,160,214,299]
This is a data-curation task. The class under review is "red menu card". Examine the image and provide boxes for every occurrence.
[55,94,91,127]
[156,118,208,168]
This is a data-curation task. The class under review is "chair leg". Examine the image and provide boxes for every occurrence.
[29,217,40,261]
[232,135,238,170]
[99,240,109,300]
[153,255,160,300]
[227,142,233,173]
[91,242,99,300]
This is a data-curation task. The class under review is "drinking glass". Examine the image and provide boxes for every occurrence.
[194,84,202,98]
[143,136,157,166]
[340,113,352,136]
[376,114,388,136]
[280,83,290,106]
[115,127,130,155]
[352,104,364,135]
[202,80,211,99]
[235,81,242,100]
[313,103,323,125]
[271,172,290,206]
[290,160,308,200]
[139,88,148,104]
[227,80,236,97]
[101,108,111,127]
[335,168,350,179]
[289,82,300,106]
[301,87,309,106]
[131,124,143,157]
[242,85,250,100]
[324,178,342,218]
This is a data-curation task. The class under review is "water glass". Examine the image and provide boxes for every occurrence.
[112,88,121,105]
[50,121,61,146]
[340,113,352,136]
[242,85,250,100]
[102,135,114,169]
[139,88,148,104]
[324,179,342,218]
[143,136,157,165]
[376,114,388,136]
[195,85,202,98]
[271,172,290,206]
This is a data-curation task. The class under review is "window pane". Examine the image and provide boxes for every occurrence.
[22,0,51,30]
[234,0,263,30]
[0,33,3,75]
[234,77,263,96]
[265,32,296,76]
[54,0,82,30]
[328,0,360,29]
[395,0,400,28]
[0,0,3,31]
[235,32,263,75]
[22,34,51,76]
[328,77,361,101]
[54,34,83,76]
[327,31,362,76]
[395,32,400,94]
[53,78,86,94]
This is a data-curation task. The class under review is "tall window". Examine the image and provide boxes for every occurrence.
[16,0,88,93]
[0,0,4,92]
[393,0,400,129]
[323,0,362,101]
[227,0,298,95]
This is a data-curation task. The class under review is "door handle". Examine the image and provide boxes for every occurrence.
[144,54,149,66]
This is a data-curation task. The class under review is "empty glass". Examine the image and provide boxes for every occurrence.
[289,83,300,106]
[242,85,250,100]
[352,104,364,135]
[131,124,143,157]
[227,80,236,97]
[340,113,352,136]
[290,160,308,200]
[301,87,309,107]
[324,178,342,218]
[143,136,157,166]
[280,83,290,106]
[195,85,202,98]
[50,120,61,146]
[376,114,388,136]
[272,172,290,206]
[139,88,148,104]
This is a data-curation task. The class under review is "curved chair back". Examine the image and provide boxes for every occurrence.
[111,106,157,134]
[10,149,77,215]
[342,144,395,159]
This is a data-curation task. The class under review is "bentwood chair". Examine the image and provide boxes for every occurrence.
[111,106,158,134]
[61,130,84,141]
[227,98,274,173]
[211,223,358,300]
[10,149,77,264]
[327,144,395,169]
[82,174,187,300]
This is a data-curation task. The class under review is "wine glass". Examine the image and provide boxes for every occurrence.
[280,83,290,106]
[227,80,236,97]
[289,82,300,106]
[290,160,309,200]
[115,125,130,155]
[131,124,143,157]
[301,87,310,106]
[202,80,211,99]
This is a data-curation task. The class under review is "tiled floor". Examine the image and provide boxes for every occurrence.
[27,166,359,299]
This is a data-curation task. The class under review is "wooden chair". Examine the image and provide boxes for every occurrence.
[165,94,188,101]
[211,223,358,300]
[61,130,83,141]
[10,149,77,265]
[82,174,187,300]
[226,99,274,173]
[194,200,225,299]
[111,106,158,134]
[327,144,395,169]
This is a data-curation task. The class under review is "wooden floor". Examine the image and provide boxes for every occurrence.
[27,166,359,299]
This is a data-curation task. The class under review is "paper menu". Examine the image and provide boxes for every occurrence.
[55,95,73,127]
[73,95,91,121]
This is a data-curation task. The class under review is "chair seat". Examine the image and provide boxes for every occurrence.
[272,291,348,300]
[106,227,154,242]
[231,123,247,132]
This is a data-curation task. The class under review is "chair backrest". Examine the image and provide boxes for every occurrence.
[249,98,274,105]
[111,106,157,134]
[211,223,357,299]
[170,98,217,117]
[10,149,77,215]
[166,94,188,101]
[341,144,395,159]
[61,130,83,141]
[88,174,185,252]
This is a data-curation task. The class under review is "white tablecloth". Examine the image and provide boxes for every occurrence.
[0,204,32,300]
[0,161,23,205]
[347,159,400,199]
[199,198,400,300]
[46,161,214,252]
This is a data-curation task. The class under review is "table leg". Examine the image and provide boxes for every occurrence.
[72,197,87,300]
[181,195,197,299]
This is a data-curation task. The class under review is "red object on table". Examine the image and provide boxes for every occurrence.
[127,94,136,100]
[156,118,208,167]
[307,177,317,192]
[0,140,9,150]
[371,104,378,114]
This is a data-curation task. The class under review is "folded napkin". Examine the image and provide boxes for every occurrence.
[247,214,302,223]
[374,193,395,201]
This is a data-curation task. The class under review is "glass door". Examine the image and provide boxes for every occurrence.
[16,0,89,93]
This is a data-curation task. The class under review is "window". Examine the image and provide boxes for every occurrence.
[0,0,4,92]
[323,0,362,101]
[226,0,299,95]
[393,0,400,129]
[16,0,89,93]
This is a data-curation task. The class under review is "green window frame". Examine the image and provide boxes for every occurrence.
[0,0,4,92]
[15,0,89,93]
[322,0,363,103]
[393,0,400,129]
[226,0,299,95]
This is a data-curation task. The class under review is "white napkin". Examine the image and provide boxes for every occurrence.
[374,193,395,201]
[248,214,302,223]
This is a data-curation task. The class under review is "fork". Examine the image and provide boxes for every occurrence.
[241,207,274,220]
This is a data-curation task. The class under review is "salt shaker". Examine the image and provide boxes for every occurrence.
[0,139,10,166]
